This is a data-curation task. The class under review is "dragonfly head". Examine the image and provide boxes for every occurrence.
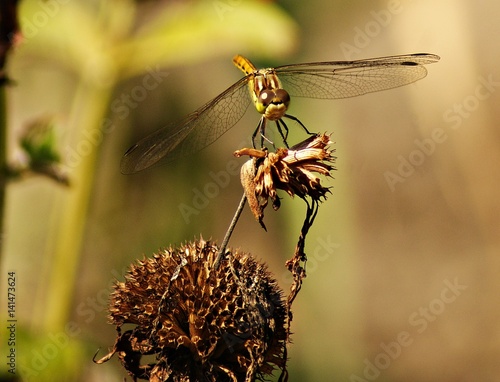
[256,89,290,121]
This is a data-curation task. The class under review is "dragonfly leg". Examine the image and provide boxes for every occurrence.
[252,117,274,149]
[275,119,290,148]
[284,114,315,135]
[251,118,263,148]
[260,132,275,149]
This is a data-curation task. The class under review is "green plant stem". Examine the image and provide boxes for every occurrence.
[42,79,113,331]
[0,86,7,261]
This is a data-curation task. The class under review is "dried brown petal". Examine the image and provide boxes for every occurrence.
[239,158,266,230]
[236,133,335,226]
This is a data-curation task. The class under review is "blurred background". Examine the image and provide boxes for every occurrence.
[1,0,499,381]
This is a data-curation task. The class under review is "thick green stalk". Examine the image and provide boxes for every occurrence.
[42,78,113,331]
[0,86,7,261]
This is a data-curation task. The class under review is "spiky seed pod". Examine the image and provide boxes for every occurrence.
[97,239,288,382]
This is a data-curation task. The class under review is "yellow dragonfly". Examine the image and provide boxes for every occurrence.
[121,53,439,174]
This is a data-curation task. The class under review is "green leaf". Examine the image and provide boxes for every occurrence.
[21,118,60,165]
[115,1,299,78]
[19,117,69,185]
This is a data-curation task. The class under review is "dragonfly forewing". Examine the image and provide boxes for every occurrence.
[275,53,440,99]
[120,77,252,174]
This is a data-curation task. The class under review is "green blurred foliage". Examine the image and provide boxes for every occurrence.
[20,119,61,165]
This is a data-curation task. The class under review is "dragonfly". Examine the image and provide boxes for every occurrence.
[120,53,440,174]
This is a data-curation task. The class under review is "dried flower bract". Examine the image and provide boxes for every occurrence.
[235,133,335,227]
[96,238,288,382]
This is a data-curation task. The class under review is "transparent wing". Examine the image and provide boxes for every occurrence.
[120,77,251,174]
[274,53,440,99]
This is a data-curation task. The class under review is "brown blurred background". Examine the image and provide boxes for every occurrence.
[1,0,499,381]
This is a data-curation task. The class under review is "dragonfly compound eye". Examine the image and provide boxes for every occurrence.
[258,89,275,107]
[274,89,290,107]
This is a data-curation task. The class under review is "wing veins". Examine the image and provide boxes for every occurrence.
[121,76,251,173]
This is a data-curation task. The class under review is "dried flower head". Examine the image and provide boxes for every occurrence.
[96,238,288,382]
[235,133,335,228]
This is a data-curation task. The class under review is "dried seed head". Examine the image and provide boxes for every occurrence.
[235,133,336,226]
[97,238,287,382]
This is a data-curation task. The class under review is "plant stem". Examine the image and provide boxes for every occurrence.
[0,86,6,261]
[42,79,113,331]
[214,193,247,270]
